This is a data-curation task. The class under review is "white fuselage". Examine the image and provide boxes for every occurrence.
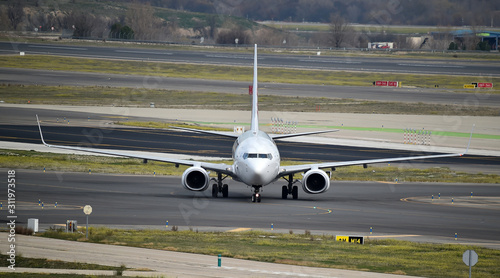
[232,130,280,186]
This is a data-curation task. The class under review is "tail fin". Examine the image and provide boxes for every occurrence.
[250,44,259,134]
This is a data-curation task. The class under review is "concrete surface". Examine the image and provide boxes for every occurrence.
[0,233,421,277]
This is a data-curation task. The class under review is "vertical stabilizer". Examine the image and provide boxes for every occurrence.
[250,44,259,134]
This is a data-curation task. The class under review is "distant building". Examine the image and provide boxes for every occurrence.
[451,30,499,50]
[368,42,394,49]
[407,37,431,49]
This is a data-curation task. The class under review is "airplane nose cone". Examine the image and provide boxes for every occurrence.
[247,162,273,185]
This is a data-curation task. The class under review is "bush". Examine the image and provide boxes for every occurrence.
[216,28,250,45]
[15,226,33,235]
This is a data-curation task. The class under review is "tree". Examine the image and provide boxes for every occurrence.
[7,3,25,31]
[476,41,491,51]
[448,42,459,50]
[126,1,156,40]
[110,23,134,39]
[70,12,97,38]
[216,28,250,45]
[328,14,353,48]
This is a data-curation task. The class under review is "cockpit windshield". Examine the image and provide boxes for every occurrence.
[243,153,273,160]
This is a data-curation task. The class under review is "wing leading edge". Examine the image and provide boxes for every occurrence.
[279,125,474,177]
[36,115,234,175]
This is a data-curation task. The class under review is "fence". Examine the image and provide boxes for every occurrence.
[270,118,297,134]
[403,128,431,145]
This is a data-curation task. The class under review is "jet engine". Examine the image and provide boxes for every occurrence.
[181,167,210,191]
[302,169,330,194]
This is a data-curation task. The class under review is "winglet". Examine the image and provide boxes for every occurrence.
[462,124,475,156]
[36,115,49,147]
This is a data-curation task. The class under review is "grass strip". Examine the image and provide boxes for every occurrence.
[0,274,104,278]
[0,254,120,272]
[38,227,500,278]
[1,149,498,183]
[1,84,499,116]
[165,120,500,140]
[1,55,500,90]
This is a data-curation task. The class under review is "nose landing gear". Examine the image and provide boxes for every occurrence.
[251,185,262,202]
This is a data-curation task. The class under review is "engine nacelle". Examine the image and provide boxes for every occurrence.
[181,167,210,191]
[302,169,330,194]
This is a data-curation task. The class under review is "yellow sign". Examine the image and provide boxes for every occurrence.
[349,237,363,244]
[336,235,364,244]
[336,236,349,242]
[463,84,476,89]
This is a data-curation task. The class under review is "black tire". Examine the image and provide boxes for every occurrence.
[282,185,288,199]
[222,184,229,198]
[251,194,256,203]
[212,184,218,198]
[292,185,298,200]
[257,195,261,203]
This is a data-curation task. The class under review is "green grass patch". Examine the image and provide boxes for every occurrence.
[1,84,499,116]
[118,120,500,140]
[0,149,191,176]
[0,254,119,271]
[38,227,500,278]
[1,55,499,91]
[1,149,498,183]
[0,274,103,278]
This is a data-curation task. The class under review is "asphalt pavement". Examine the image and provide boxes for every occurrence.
[3,67,500,107]
[3,170,499,248]
[2,42,500,77]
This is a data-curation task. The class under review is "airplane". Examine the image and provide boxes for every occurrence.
[37,44,472,203]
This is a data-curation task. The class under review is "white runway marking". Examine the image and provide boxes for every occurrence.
[115,49,172,55]
[398,63,464,68]
[28,45,88,51]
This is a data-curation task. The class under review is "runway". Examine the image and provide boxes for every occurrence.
[2,42,500,77]
[3,67,500,107]
[1,106,499,170]
[2,170,499,249]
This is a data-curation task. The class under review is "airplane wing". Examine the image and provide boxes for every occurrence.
[279,152,465,177]
[36,116,234,175]
[279,125,474,177]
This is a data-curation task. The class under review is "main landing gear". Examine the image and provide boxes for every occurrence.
[211,173,228,198]
[251,185,262,203]
[282,174,299,200]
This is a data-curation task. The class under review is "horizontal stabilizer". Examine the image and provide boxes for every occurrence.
[170,126,240,138]
[270,129,339,140]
